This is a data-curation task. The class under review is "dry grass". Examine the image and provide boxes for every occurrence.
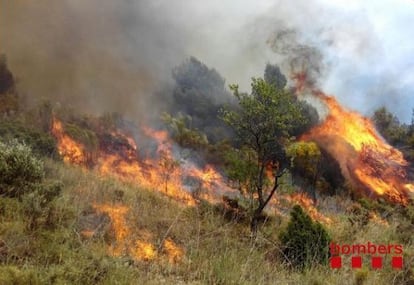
[0,159,412,284]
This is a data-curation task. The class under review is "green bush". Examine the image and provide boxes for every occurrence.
[64,123,98,152]
[22,181,62,230]
[0,120,56,157]
[0,140,44,197]
[279,205,331,269]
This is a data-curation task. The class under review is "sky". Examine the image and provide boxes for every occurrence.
[1,0,413,122]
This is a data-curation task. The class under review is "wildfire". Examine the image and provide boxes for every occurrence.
[133,240,157,261]
[162,238,184,264]
[274,193,332,224]
[93,203,183,263]
[93,203,132,257]
[301,91,413,205]
[51,117,234,206]
[51,118,86,165]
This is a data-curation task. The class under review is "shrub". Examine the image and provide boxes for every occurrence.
[0,120,56,157]
[22,181,62,230]
[64,123,98,152]
[279,205,331,269]
[0,140,44,197]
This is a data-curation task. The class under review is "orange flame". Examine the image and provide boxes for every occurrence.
[51,118,87,165]
[93,203,183,263]
[51,117,234,206]
[162,238,184,264]
[93,203,131,257]
[133,240,157,261]
[274,193,332,224]
[302,91,413,205]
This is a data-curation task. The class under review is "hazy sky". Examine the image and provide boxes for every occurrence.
[1,0,413,122]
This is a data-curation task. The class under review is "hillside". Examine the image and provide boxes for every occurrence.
[1,2,414,282]
[0,138,413,284]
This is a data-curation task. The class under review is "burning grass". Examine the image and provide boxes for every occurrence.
[0,156,412,284]
[92,203,184,263]
[51,117,235,207]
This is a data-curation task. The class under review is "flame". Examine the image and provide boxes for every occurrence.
[93,203,130,257]
[274,193,332,224]
[369,212,389,227]
[51,117,235,206]
[302,91,413,205]
[133,240,157,261]
[163,238,184,264]
[51,118,86,165]
[93,203,183,263]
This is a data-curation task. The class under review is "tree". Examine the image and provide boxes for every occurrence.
[0,55,18,115]
[169,57,233,143]
[224,147,257,211]
[286,141,321,201]
[221,78,308,233]
[159,150,180,194]
[264,63,287,90]
[372,106,407,145]
[279,205,330,269]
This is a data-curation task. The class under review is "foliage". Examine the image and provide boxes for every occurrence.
[224,147,257,199]
[286,141,321,199]
[221,77,309,232]
[279,205,331,269]
[162,113,209,149]
[22,181,62,230]
[0,120,57,157]
[64,123,98,152]
[264,63,287,90]
[372,106,407,146]
[169,57,233,143]
[222,78,308,164]
[0,148,410,284]
[0,55,18,115]
[0,140,62,230]
[0,140,44,197]
[163,112,232,166]
[286,141,321,181]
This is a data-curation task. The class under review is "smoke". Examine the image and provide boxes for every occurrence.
[1,0,413,122]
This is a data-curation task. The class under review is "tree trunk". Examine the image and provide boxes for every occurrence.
[250,169,285,234]
[250,205,264,234]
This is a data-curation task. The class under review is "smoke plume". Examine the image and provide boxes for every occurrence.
[1,0,413,122]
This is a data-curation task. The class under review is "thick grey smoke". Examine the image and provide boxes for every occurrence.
[1,0,413,122]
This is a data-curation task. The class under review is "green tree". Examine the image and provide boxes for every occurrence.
[286,141,321,201]
[264,63,287,90]
[372,106,407,145]
[224,147,257,210]
[221,78,308,232]
[279,205,331,269]
[170,57,233,143]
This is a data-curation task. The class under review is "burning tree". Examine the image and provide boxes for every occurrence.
[158,150,180,194]
[221,78,309,233]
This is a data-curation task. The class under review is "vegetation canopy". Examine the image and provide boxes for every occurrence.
[221,77,310,232]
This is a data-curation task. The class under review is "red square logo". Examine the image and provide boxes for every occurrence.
[330,256,342,269]
[351,256,362,268]
[392,256,403,269]
[371,256,383,269]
